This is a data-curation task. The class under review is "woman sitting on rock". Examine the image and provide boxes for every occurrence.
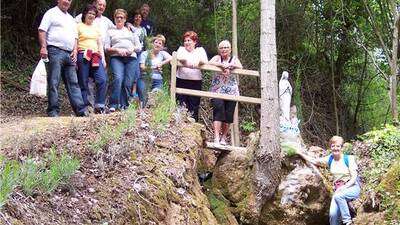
[208,40,242,145]
[296,136,360,225]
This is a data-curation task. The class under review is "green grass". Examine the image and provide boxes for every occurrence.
[150,86,176,129]
[0,149,80,207]
[0,160,20,208]
[90,105,137,152]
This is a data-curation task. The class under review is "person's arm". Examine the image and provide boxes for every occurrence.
[98,37,106,67]
[198,47,208,66]
[132,32,142,53]
[208,55,224,68]
[160,51,172,66]
[295,149,326,167]
[230,57,243,69]
[38,30,48,59]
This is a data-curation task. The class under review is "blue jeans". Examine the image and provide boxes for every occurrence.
[151,79,163,91]
[46,46,86,116]
[77,52,107,108]
[109,56,137,109]
[329,183,361,225]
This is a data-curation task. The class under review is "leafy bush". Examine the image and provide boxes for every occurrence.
[40,149,80,193]
[240,120,257,133]
[358,125,400,221]
[0,159,20,208]
[0,150,80,206]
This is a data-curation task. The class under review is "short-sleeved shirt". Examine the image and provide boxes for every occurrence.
[140,50,172,80]
[75,14,114,44]
[105,27,142,58]
[210,55,240,96]
[321,154,358,183]
[77,23,101,52]
[38,6,77,51]
[176,46,208,81]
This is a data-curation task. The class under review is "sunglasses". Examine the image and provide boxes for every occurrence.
[219,46,230,49]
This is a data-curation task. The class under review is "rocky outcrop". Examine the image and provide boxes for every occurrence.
[208,131,331,225]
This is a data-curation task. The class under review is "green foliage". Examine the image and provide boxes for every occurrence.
[281,143,297,157]
[151,87,176,129]
[0,159,21,208]
[20,159,41,195]
[359,125,400,221]
[207,192,230,224]
[40,149,80,193]
[90,106,137,152]
[0,150,80,207]
[240,120,256,133]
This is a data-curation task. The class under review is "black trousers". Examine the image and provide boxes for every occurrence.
[176,78,202,122]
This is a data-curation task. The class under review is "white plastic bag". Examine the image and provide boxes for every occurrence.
[29,59,47,97]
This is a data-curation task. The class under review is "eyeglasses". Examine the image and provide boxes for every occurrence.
[115,16,125,19]
[219,46,230,49]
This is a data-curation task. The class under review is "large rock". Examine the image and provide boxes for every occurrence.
[210,131,330,225]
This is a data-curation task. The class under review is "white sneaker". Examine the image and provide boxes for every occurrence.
[109,107,116,113]
[220,138,227,145]
[214,138,220,145]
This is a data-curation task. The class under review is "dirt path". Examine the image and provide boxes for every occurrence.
[0,116,87,149]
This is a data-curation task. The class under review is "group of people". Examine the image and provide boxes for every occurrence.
[38,0,242,146]
[38,1,360,225]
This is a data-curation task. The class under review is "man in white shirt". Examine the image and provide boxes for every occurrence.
[38,0,87,117]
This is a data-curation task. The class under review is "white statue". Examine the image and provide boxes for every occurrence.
[279,71,292,122]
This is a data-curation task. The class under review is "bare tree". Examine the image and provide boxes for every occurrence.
[256,0,281,212]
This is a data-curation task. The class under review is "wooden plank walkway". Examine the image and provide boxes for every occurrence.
[205,142,247,151]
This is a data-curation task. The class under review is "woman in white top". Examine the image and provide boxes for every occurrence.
[105,9,141,112]
[296,136,360,225]
[176,31,208,122]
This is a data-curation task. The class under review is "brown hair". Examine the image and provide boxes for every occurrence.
[183,31,199,44]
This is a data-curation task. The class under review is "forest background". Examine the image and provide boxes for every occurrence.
[1,0,399,144]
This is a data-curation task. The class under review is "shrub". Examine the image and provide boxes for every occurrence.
[0,159,20,207]
[0,150,80,206]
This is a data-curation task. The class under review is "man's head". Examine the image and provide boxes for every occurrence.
[140,3,150,19]
[93,0,106,16]
[57,0,72,12]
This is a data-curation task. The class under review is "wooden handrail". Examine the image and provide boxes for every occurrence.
[175,88,261,104]
[176,61,259,77]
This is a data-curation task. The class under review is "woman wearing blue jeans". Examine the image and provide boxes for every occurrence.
[105,9,141,112]
[76,4,107,114]
[296,136,360,225]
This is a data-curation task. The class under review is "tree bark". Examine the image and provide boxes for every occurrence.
[389,1,399,123]
[256,0,281,211]
[231,0,240,146]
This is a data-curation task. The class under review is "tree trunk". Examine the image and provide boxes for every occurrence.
[231,0,240,146]
[256,0,281,211]
[390,1,399,123]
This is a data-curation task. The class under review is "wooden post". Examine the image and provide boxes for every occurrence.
[231,0,240,147]
[170,51,178,102]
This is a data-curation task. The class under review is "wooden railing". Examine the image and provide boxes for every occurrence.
[170,51,260,147]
